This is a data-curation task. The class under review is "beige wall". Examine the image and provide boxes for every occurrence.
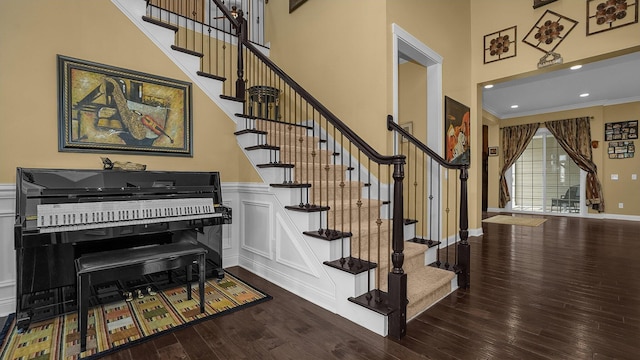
[488,102,640,216]
[0,0,260,184]
[398,61,427,142]
[265,0,388,152]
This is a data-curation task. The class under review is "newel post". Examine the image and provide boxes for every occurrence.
[457,167,470,288]
[235,11,246,99]
[388,159,407,339]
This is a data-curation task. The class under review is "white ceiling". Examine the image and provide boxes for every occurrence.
[482,51,640,119]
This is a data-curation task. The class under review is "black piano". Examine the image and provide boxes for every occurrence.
[14,168,231,332]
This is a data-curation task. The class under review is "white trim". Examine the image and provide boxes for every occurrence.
[391,23,443,154]
[392,23,446,250]
[488,96,640,120]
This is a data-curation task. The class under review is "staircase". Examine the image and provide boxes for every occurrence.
[112,0,469,338]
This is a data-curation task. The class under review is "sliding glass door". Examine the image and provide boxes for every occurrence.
[510,128,584,214]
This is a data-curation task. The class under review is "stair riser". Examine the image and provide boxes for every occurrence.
[328,207,382,227]
[375,254,427,291]
[406,281,452,320]
[309,183,364,202]
[294,166,346,183]
[279,148,333,164]
[266,134,320,150]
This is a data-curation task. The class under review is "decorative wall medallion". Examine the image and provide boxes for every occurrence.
[587,0,638,35]
[484,26,517,64]
[523,10,578,53]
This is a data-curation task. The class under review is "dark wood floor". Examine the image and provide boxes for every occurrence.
[97,214,640,359]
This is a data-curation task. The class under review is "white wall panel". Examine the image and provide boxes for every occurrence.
[240,200,272,259]
[275,213,319,277]
[0,184,16,315]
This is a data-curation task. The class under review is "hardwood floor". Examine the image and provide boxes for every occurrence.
[100,214,640,359]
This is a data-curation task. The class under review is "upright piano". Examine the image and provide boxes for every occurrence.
[14,168,231,331]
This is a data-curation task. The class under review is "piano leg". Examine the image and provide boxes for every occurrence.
[78,273,89,352]
[199,253,206,313]
[186,264,193,301]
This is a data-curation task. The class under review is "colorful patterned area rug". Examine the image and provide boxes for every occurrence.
[0,272,270,360]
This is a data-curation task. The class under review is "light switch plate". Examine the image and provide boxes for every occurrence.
[611,174,618,180]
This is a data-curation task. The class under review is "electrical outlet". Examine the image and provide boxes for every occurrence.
[633,174,638,180]
[619,203,624,209]
[611,174,618,180]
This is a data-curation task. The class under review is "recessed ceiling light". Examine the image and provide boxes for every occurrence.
[570,65,583,70]
[484,84,494,89]
[510,105,519,109]
[580,93,590,97]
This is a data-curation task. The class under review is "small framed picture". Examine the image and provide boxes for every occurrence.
[488,146,499,156]
[400,122,413,143]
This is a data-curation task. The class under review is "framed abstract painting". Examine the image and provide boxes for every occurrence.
[444,96,471,165]
[58,55,193,157]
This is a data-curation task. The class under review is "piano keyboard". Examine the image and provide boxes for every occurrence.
[37,198,220,233]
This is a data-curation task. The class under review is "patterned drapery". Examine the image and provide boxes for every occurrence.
[499,123,540,208]
[545,117,604,212]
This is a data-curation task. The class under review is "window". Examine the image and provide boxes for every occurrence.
[511,128,582,213]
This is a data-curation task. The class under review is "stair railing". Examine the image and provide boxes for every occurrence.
[143,0,439,339]
[239,36,410,338]
[387,117,470,289]
[143,0,263,98]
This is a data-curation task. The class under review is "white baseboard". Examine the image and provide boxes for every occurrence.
[0,280,14,317]
[488,207,640,222]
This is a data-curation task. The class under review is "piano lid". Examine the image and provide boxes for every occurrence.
[15,168,223,227]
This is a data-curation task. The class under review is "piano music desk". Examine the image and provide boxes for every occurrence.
[75,241,207,352]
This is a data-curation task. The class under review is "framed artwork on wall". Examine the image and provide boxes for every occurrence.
[400,122,413,143]
[444,96,470,165]
[58,55,193,157]
[522,10,578,53]
[484,26,517,64]
[289,0,308,13]
[587,0,638,36]
[604,120,638,141]
[533,0,559,8]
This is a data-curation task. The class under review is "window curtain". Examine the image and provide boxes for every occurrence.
[499,123,540,208]
[545,117,604,212]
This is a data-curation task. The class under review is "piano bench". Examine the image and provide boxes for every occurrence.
[75,242,208,352]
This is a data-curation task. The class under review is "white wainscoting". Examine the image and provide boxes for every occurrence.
[0,185,16,316]
[0,183,244,316]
